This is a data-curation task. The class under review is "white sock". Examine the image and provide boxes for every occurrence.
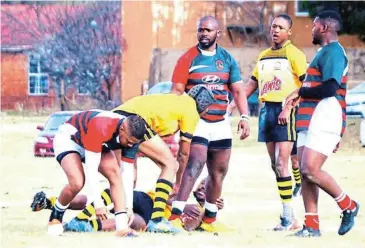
[115,212,128,231]
[172,201,186,212]
[282,202,292,220]
[54,199,69,212]
[205,201,218,213]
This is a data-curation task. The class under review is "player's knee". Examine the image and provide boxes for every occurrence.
[210,164,228,182]
[69,178,85,193]
[300,165,318,183]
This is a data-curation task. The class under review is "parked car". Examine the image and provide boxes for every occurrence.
[34,111,79,157]
[144,82,179,158]
[346,82,365,118]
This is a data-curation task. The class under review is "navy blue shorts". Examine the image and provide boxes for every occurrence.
[258,102,297,143]
[133,191,153,224]
[291,140,297,155]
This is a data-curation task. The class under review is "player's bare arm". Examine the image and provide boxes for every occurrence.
[230,81,250,140]
[171,82,186,95]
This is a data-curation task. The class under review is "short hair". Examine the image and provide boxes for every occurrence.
[125,115,147,140]
[276,13,293,28]
[187,85,215,114]
[316,10,342,32]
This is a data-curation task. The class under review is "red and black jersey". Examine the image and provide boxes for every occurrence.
[66,110,124,153]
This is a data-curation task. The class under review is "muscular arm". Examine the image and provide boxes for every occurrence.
[230,81,250,116]
[299,79,339,99]
[228,77,258,113]
[175,139,191,188]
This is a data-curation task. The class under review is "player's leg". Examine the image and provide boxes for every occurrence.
[48,152,85,235]
[197,147,230,232]
[31,191,87,211]
[169,144,208,226]
[291,142,302,197]
[137,136,180,233]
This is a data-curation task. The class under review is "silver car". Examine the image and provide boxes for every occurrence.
[346,82,365,118]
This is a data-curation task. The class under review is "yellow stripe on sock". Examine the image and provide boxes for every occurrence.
[77,212,90,220]
[90,219,99,231]
[280,189,293,196]
[151,211,165,219]
[281,198,292,203]
[86,204,96,217]
[154,201,168,210]
[156,182,172,193]
[277,181,292,187]
[101,191,112,206]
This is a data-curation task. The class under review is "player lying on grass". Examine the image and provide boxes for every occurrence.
[31,177,224,232]
[110,84,214,233]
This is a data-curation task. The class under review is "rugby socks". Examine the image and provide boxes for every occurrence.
[76,203,96,221]
[49,199,69,222]
[335,191,357,211]
[89,218,102,231]
[101,188,112,207]
[170,201,187,220]
[202,201,218,224]
[276,176,293,219]
[292,168,302,187]
[305,213,319,230]
[151,179,173,222]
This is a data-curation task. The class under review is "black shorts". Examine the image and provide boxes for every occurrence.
[133,191,153,224]
[258,102,297,143]
[291,140,297,156]
[113,110,156,141]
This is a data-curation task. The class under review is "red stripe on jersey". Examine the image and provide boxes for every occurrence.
[210,103,227,111]
[214,94,228,101]
[306,67,321,76]
[203,114,225,122]
[298,107,315,115]
[303,81,322,88]
[171,46,200,85]
[341,76,348,83]
[338,100,346,109]
[299,98,320,103]
[189,72,229,80]
[296,119,310,128]
[337,89,346,97]
[121,156,135,163]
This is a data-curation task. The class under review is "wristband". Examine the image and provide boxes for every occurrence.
[240,114,250,121]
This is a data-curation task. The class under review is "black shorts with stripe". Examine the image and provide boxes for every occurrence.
[258,102,297,143]
[113,110,156,141]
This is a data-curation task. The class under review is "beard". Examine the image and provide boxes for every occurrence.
[198,34,217,50]
[312,34,321,45]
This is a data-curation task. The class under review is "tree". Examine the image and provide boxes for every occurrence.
[1,1,122,110]
[305,1,365,42]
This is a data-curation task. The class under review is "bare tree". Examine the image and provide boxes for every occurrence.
[1,1,122,110]
[224,1,283,47]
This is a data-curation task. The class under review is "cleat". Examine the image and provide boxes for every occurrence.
[170,218,185,230]
[64,218,93,232]
[273,216,300,231]
[293,184,302,197]
[47,219,64,236]
[31,191,51,211]
[146,218,181,234]
[293,225,321,237]
[338,201,360,235]
[196,221,215,232]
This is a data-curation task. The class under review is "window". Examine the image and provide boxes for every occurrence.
[28,54,49,95]
[295,0,309,17]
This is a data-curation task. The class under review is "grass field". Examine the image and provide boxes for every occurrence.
[1,114,364,247]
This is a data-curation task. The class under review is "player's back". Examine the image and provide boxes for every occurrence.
[115,93,197,136]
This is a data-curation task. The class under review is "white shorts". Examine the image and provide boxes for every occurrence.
[192,118,232,149]
[54,123,85,163]
[297,131,341,156]
[297,97,343,156]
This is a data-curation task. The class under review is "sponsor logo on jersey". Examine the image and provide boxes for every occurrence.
[261,76,282,95]
[202,75,221,84]
[216,60,224,70]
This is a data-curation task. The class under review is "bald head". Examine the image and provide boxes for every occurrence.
[196,16,220,51]
[197,16,219,29]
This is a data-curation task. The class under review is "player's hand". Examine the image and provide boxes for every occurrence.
[278,109,290,125]
[333,142,340,153]
[184,204,202,219]
[237,119,250,140]
[95,207,108,220]
[284,89,300,108]
[216,198,224,210]
[127,209,135,226]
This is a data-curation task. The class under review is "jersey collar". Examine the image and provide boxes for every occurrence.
[197,44,217,56]
[271,40,291,50]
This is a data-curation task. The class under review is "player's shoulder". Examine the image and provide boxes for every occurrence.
[95,110,123,120]
[257,47,272,60]
[178,46,200,61]
[286,42,306,58]
[217,45,236,61]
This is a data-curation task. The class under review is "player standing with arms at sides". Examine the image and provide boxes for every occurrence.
[285,10,359,237]
[238,14,307,231]
[169,16,250,232]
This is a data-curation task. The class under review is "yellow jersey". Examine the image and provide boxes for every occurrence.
[252,40,307,102]
[113,93,199,142]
